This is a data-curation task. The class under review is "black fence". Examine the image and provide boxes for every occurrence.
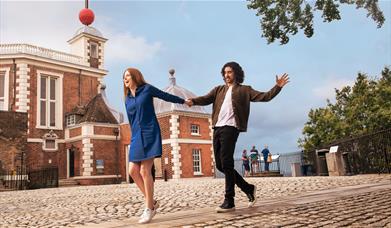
[314,128,391,175]
[0,166,59,191]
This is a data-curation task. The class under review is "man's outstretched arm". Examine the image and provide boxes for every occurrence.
[250,73,290,102]
[186,86,219,106]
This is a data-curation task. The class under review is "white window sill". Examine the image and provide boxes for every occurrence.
[35,125,63,130]
[191,133,201,136]
[193,172,203,176]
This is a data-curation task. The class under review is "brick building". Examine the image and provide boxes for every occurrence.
[0,22,127,185]
[0,16,214,186]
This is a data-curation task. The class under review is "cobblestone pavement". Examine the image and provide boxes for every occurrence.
[183,188,391,228]
[0,175,390,227]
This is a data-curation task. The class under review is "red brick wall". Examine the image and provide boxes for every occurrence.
[157,116,170,139]
[27,65,99,140]
[94,126,116,136]
[178,116,210,140]
[91,139,119,176]
[161,144,173,179]
[69,127,81,138]
[179,143,213,178]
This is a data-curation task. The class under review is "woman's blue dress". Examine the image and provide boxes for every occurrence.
[125,84,185,162]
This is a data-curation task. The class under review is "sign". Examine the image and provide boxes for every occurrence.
[329,146,339,153]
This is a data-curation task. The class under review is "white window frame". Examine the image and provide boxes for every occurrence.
[66,114,76,127]
[90,42,99,58]
[190,124,200,136]
[192,149,202,175]
[42,130,59,152]
[36,70,63,130]
[0,68,10,111]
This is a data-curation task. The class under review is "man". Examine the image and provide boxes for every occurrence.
[185,61,289,212]
[262,145,270,172]
[249,145,259,174]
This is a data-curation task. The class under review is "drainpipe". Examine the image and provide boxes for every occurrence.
[78,69,82,106]
[11,58,16,111]
[113,128,120,183]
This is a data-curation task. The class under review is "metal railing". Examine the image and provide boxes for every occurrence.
[316,128,391,175]
[0,165,59,191]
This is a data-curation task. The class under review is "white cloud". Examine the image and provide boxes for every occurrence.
[313,78,354,100]
[1,1,162,64]
[105,32,162,64]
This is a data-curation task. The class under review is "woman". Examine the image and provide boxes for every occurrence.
[123,68,186,224]
[241,150,250,177]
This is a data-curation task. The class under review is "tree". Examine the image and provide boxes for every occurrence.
[247,0,385,45]
[298,67,391,152]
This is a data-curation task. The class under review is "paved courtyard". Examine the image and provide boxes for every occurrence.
[0,174,390,227]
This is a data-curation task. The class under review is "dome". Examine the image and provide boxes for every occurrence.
[154,70,208,114]
[73,25,103,38]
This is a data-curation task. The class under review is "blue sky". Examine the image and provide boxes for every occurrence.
[1,1,390,158]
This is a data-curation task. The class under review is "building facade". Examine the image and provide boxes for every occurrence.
[0,17,214,186]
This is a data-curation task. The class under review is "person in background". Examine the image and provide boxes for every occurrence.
[241,150,250,177]
[250,145,259,174]
[262,145,271,172]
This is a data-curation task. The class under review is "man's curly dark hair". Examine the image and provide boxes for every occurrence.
[221,61,245,84]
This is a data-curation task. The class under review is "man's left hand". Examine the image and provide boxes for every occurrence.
[276,73,290,88]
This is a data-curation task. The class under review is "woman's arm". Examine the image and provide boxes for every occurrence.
[149,84,185,104]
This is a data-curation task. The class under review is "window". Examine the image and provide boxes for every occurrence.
[37,71,62,129]
[0,70,9,111]
[192,149,202,175]
[66,115,76,126]
[42,130,58,151]
[45,139,56,149]
[190,124,200,135]
[90,42,98,58]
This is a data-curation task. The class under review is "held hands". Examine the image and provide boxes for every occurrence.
[276,73,290,88]
[185,98,193,107]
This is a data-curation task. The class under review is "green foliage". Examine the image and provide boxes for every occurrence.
[247,0,385,44]
[298,67,391,152]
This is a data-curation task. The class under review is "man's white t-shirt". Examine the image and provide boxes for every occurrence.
[215,85,237,128]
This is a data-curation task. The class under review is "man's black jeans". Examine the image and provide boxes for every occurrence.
[213,126,252,202]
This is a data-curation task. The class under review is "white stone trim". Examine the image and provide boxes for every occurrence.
[65,135,118,143]
[0,67,10,111]
[169,114,182,179]
[72,175,121,180]
[162,138,212,145]
[15,64,30,112]
[157,110,211,119]
[36,70,63,130]
[81,138,93,176]
[209,117,215,172]
[66,149,70,178]
[0,55,107,77]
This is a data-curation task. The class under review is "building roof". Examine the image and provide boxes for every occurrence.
[73,25,104,39]
[70,84,123,125]
[154,69,208,115]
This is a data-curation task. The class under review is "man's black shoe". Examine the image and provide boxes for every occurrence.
[246,184,257,207]
[215,199,235,213]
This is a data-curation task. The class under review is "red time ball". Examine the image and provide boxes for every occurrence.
[79,8,95,26]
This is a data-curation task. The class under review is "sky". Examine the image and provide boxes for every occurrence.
[1,0,390,158]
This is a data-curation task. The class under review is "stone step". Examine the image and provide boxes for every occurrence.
[249,171,283,177]
[59,179,79,187]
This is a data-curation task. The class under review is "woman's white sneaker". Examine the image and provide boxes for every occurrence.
[138,208,156,224]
